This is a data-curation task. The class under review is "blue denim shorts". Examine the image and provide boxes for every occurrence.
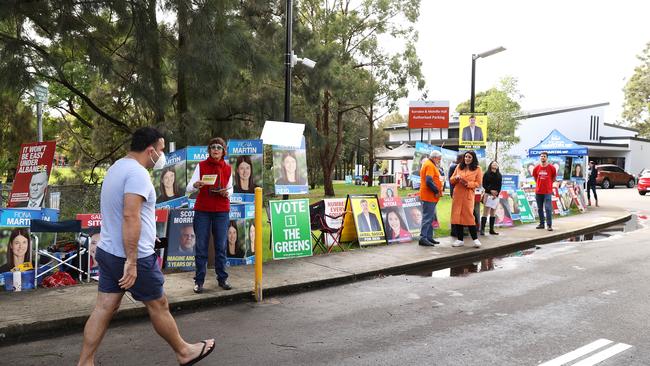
[96,247,164,302]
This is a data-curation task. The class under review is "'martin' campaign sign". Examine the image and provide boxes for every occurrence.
[408,101,449,129]
[270,199,312,260]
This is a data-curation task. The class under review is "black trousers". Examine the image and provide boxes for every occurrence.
[455,225,478,240]
[587,182,598,201]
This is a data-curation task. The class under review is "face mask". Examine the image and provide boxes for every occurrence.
[151,149,166,170]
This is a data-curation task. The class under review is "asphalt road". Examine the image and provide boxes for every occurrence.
[2,188,649,366]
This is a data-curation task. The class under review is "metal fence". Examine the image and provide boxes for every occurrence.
[1,183,101,219]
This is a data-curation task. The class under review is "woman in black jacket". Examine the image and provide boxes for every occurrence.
[481,160,502,235]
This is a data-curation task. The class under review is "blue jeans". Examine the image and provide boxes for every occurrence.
[421,201,437,241]
[193,210,229,286]
[535,193,553,227]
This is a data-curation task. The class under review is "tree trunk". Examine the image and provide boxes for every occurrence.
[316,91,347,197]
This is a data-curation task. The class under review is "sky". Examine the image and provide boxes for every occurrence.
[397,0,650,123]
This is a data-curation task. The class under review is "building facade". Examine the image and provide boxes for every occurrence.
[383,102,650,176]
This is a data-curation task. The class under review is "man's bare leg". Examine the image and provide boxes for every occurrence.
[78,292,124,366]
[144,295,215,365]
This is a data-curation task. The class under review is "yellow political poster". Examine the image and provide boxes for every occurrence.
[343,195,386,246]
[459,114,488,147]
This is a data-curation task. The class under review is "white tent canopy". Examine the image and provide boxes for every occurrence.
[375,143,414,160]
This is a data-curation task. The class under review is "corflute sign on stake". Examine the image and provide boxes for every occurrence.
[8,141,56,208]
[270,199,313,260]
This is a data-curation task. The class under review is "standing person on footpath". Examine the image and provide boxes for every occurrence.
[79,127,215,366]
[187,138,233,294]
[450,151,483,248]
[586,160,599,207]
[419,150,443,246]
[448,152,464,237]
[481,161,502,236]
[533,151,557,231]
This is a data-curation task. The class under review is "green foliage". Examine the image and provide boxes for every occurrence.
[0,0,424,194]
[0,91,35,178]
[623,41,650,136]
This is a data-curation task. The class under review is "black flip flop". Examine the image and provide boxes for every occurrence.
[180,340,215,366]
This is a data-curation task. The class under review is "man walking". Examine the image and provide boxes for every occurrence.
[587,160,598,207]
[78,127,214,366]
[419,150,443,246]
[532,151,557,231]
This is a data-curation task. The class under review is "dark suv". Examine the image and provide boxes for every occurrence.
[595,164,635,189]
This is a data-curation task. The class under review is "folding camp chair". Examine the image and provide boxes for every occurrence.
[30,219,89,288]
[309,201,347,253]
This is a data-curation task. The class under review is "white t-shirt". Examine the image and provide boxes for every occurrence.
[98,158,156,258]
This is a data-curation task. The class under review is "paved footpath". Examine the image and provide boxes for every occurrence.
[0,206,630,346]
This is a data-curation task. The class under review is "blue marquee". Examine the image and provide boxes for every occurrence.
[528,129,588,156]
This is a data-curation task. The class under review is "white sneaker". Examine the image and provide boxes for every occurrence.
[473,239,482,248]
[452,240,464,247]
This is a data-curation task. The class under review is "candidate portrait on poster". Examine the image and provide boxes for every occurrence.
[165,209,195,270]
[273,150,307,186]
[15,171,48,208]
[227,220,247,258]
[459,115,488,146]
[355,198,381,233]
[381,206,412,243]
[273,139,309,195]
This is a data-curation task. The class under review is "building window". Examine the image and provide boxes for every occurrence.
[589,115,600,141]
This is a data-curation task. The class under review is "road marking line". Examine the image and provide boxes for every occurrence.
[538,339,613,366]
[571,343,633,366]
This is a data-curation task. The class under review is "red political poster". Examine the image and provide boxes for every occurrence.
[408,101,449,129]
[76,214,102,229]
[8,141,57,208]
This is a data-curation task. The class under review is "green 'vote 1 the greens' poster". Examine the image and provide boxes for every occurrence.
[270,199,313,260]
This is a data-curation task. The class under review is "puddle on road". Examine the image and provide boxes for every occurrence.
[562,213,641,242]
[404,214,643,278]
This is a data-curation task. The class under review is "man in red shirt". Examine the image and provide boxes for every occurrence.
[532,151,557,231]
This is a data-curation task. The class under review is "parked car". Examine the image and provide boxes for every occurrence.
[595,164,636,189]
[638,170,650,195]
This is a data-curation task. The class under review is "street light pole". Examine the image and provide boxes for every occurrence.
[470,56,477,114]
[284,0,293,123]
[470,46,506,114]
[33,84,49,142]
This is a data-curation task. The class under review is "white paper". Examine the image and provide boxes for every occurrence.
[201,174,218,185]
[261,121,305,147]
[485,196,499,209]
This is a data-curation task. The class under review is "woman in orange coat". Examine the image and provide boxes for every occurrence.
[450,150,483,248]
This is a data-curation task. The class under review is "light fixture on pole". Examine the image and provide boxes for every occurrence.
[470,46,506,113]
[284,0,316,123]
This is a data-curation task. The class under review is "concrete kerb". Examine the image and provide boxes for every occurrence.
[0,212,631,347]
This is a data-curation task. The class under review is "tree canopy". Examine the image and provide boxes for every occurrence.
[0,0,424,194]
[623,41,650,137]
